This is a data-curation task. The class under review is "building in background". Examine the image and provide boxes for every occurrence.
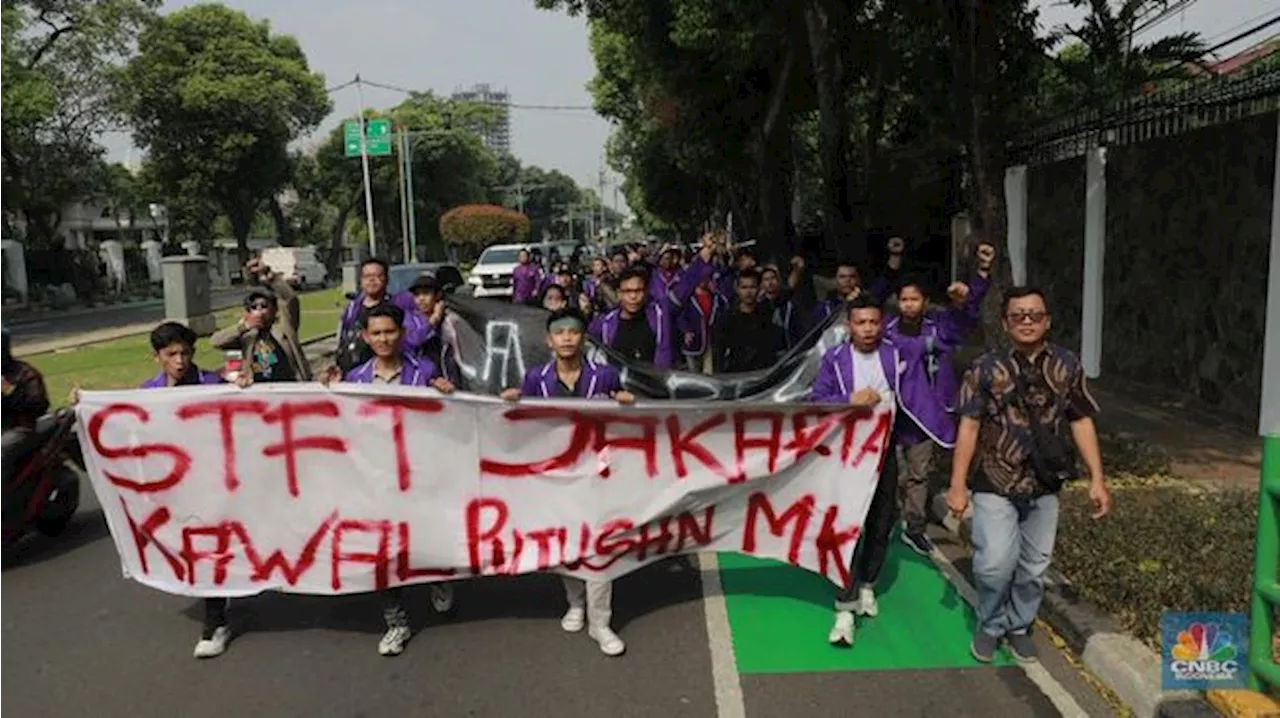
[451,83,511,154]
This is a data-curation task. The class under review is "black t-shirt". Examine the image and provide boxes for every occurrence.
[613,312,656,364]
[250,332,295,383]
[714,307,785,373]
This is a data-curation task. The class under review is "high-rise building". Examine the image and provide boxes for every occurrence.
[451,83,511,154]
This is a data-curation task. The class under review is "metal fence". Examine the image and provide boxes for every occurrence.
[1008,63,1280,166]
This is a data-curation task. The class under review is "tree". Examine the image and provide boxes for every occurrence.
[440,204,530,255]
[1051,0,1206,110]
[119,4,330,263]
[2,0,159,245]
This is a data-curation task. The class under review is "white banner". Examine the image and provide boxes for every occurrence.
[75,384,893,597]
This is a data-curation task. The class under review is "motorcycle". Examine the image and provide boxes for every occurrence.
[2,408,84,552]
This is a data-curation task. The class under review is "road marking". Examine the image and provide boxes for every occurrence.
[697,552,747,718]
[928,548,1090,718]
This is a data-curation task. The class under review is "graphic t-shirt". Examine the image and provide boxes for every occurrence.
[251,333,294,383]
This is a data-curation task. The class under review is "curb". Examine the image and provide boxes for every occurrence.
[931,495,1219,717]
[11,295,250,357]
[1206,690,1280,718]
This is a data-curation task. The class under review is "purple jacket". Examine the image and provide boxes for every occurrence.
[676,289,726,356]
[519,359,621,398]
[343,353,438,386]
[651,257,715,309]
[139,368,224,389]
[809,340,958,448]
[882,274,990,414]
[589,302,675,370]
[512,263,543,304]
[339,291,429,354]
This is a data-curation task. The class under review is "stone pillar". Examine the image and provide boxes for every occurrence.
[1,239,29,304]
[1081,146,1107,379]
[99,239,127,295]
[342,262,359,295]
[140,239,163,283]
[1004,165,1029,286]
[162,255,215,336]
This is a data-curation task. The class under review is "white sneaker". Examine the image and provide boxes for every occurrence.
[856,586,879,617]
[828,611,855,647]
[588,626,626,656]
[430,584,454,613]
[561,606,585,633]
[378,626,411,656]
[193,626,230,659]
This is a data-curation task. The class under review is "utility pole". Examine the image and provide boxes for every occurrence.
[396,125,409,263]
[355,74,378,257]
[404,131,418,261]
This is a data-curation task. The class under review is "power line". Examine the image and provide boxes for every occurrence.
[1204,14,1280,55]
[1204,7,1280,45]
[335,76,595,112]
[1133,0,1199,36]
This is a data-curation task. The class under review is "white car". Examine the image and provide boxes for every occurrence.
[467,244,529,299]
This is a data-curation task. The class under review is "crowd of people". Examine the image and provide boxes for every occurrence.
[2,230,1114,668]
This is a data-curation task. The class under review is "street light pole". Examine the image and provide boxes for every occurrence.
[405,132,418,261]
[355,74,378,257]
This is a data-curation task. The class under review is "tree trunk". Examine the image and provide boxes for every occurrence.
[803,0,859,267]
[228,205,255,270]
[326,202,354,275]
[269,199,295,247]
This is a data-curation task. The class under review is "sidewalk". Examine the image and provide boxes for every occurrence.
[1090,376,1262,490]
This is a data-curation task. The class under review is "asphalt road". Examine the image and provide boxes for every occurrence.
[5,288,250,348]
[2,468,1119,718]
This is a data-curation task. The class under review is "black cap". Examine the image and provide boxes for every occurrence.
[409,273,439,294]
[244,288,277,307]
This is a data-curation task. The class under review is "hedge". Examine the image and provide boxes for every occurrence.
[1053,483,1257,650]
[439,204,530,248]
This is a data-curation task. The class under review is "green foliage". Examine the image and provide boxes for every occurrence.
[2,0,159,244]
[119,3,330,257]
[439,204,531,248]
[1054,485,1255,648]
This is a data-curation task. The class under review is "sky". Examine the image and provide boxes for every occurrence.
[103,0,1279,209]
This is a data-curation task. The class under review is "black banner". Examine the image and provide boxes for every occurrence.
[443,295,844,401]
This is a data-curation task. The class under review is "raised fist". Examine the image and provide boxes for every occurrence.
[976,242,996,271]
[947,282,970,304]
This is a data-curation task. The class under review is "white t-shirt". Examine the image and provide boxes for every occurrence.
[852,347,894,406]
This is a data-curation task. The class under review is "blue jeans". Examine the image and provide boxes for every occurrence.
[970,492,1060,637]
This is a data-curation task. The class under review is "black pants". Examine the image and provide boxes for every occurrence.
[835,439,900,607]
[202,598,228,638]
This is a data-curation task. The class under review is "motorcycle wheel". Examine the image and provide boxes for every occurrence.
[35,465,81,538]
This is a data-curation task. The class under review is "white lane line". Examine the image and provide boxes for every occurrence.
[928,548,1090,718]
[697,552,747,718]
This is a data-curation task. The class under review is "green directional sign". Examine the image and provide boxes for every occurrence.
[344,119,392,158]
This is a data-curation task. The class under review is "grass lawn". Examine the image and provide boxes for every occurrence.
[30,287,347,407]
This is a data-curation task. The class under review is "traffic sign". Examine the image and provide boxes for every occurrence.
[344,119,392,157]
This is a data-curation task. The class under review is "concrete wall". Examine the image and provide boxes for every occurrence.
[1024,111,1278,420]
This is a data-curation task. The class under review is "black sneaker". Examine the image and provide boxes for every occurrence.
[970,632,1000,663]
[1006,633,1039,663]
[901,530,935,556]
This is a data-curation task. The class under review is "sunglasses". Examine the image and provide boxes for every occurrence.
[1006,311,1048,324]
[247,301,273,311]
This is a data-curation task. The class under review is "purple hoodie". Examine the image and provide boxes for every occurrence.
[139,368,224,389]
[809,340,958,448]
[343,353,438,386]
[519,359,621,398]
[588,258,715,370]
[882,273,990,417]
[676,289,726,356]
[338,291,429,354]
[512,263,543,304]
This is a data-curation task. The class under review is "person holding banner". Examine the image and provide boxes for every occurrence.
[322,303,457,656]
[882,242,995,557]
[501,308,635,657]
[809,295,903,647]
[132,321,248,659]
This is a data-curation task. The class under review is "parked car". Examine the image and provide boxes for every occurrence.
[260,247,327,289]
[466,244,530,299]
